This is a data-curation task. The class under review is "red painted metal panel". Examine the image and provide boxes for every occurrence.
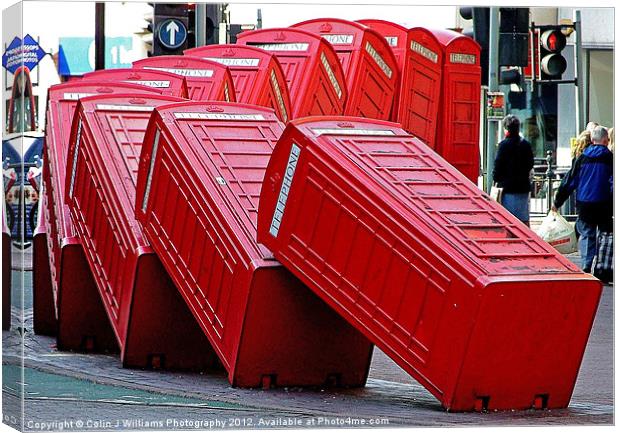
[184,45,292,123]
[133,56,236,103]
[135,101,372,387]
[64,94,220,370]
[357,19,408,121]
[82,68,189,98]
[398,27,444,148]
[35,81,161,344]
[435,31,482,183]
[292,18,398,121]
[2,201,10,331]
[257,117,602,411]
[33,195,55,335]
[236,28,346,119]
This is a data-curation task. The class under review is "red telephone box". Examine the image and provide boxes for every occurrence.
[184,44,292,122]
[82,68,189,98]
[433,29,482,183]
[236,28,346,118]
[357,19,408,121]
[133,55,236,102]
[34,81,161,343]
[135,101,372,387]
[398,27,444,149]
[64,94,220,371]
[291,18,398,121]
[257,117,602,412]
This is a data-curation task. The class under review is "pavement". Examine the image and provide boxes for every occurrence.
[1,244,614,431]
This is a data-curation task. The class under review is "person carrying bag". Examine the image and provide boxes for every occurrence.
[552,125,613,276]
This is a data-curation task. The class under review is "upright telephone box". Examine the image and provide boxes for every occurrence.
[433,29,482,183]
[35,81,161,342]
[184,45,292,122]
[236,28,347,118]
[65,94,220,371]
[357,19,408,121]
[257,117,601,411]
[292,18,398,121]
[82,68,189,98]
[133,55,236,102]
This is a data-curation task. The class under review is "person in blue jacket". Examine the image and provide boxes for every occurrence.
[552,125,613,272]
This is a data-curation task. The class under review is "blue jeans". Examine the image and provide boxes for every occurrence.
[501,192,530,224]
[576,218,598,272]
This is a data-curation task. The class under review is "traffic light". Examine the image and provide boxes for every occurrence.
[499,67,521,85]
[205,3,225,45]
[539,27,568,79]
[459,6,490,85]
[498,7,529,66]
[187,4,196,48]
[500,66,526,109]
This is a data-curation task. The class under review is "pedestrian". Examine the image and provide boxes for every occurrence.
[586,121,599,132]
[493,115,534,226]
[608,127,614,153]
[552,125,613,273]
[572,129,592,160]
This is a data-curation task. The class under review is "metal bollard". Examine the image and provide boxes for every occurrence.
[546,150,554,213]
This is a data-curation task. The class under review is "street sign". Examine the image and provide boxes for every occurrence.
[487,91,506,119]
[2,34,46,74]
[157,19,187,50]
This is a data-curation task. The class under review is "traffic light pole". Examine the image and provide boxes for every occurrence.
[574,10,585,132]
[94,3,105,70]
[485,7,500,193]
[195,3,206,47]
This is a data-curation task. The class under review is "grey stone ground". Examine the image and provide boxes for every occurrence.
[1,247,614,431]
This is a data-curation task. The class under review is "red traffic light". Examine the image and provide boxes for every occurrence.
[539,28,568,78]
[540,29,566,52]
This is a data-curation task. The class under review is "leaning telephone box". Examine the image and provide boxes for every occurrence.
[236,28,346,118]
[433,29,482,183]
[184,45,292,123]
[398,27,444,149]
[291,18,398,121]
[82,68,189,98]
[64,94,220,370]
[133,55,236,103]
[135,102,372,388]
[34,81,161,343]
[257,117,602,411]
[357,19,408,121]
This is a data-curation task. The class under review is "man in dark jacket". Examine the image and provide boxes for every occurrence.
[552,125,613,272]
[493,115,535,225]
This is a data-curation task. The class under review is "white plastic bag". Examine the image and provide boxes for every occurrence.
[490,183,503,202]
[535,211,578,254]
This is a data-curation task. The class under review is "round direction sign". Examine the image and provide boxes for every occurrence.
[157,18,188,50]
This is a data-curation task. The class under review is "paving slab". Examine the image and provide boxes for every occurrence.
[1,246,613,430]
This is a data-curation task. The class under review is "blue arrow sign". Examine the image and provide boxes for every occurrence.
[2,34,46,74]
[157,18,187,50]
